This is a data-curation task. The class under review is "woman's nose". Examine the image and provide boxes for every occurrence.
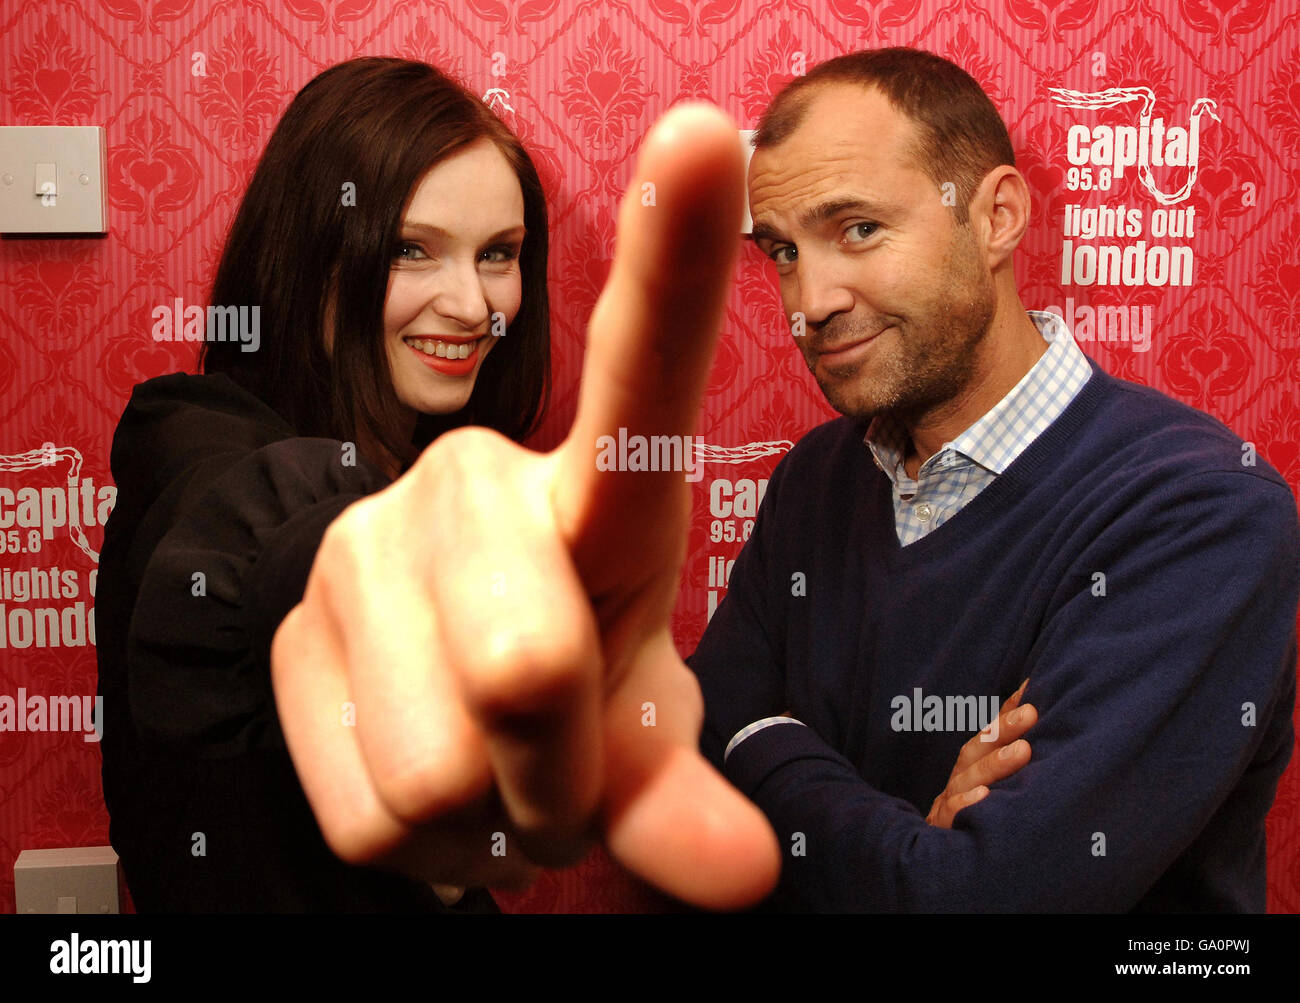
[430,259,490,330]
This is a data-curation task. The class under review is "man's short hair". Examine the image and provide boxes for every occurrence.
[753,48,1016,224]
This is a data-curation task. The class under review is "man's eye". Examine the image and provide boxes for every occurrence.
[770,245,797,266]
[844,222,878,243]
[393,241,427,261]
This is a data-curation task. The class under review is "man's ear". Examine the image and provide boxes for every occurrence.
[970,166,1030,270]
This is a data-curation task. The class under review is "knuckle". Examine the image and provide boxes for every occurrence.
[408,426,539,526]
[460,626,597,717]
[316,504,373,586]
[317,807,399,867]
[369,737,490,824]
[417,426,513,490]
[426,423,506,458]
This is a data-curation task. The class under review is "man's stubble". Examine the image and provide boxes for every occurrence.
[808,224,997,426]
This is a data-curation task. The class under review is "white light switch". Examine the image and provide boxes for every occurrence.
[0,126,107,236]
[35,161,56,197]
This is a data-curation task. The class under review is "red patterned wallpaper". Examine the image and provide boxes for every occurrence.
[1,0,1296,913]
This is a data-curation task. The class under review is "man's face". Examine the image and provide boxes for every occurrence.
[748,83,997,422]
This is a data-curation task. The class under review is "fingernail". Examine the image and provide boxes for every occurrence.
[999,743,1016,759]
[1008,707,1023,726]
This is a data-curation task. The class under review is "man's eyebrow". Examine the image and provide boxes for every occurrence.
[400,221,527,241]
[799,197,896,229]
[750,197,898,245]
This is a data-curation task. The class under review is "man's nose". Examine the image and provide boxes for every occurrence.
[431,260,491,330]
[790,248,855,329]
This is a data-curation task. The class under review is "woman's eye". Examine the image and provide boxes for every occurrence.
[844,222,878,244]
[481,245,521,264]
[393,241,427,261]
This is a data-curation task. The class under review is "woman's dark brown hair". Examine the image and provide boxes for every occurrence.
[199,57,550,472]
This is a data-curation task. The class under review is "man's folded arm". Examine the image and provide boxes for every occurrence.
[718,470,1300,911]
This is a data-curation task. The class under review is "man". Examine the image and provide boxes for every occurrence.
[686,48,1300,911]
[268,52,1296,913]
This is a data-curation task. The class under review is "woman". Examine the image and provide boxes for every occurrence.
[96,57,549,912]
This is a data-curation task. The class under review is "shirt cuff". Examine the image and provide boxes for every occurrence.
[724,716,806,763]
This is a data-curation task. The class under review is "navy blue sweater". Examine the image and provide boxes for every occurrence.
[688,357,1300,912]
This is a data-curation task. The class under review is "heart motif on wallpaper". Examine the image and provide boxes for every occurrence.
[1026,163,1064,197]
[586,71,623,108]
[1187,345,1225,377]
[1277,263,1300,293]
[219,69,260,103]
[128,344,178,379]
[34,68,72,105]
[1197,166,1235,199]
[1268,439,1298,478]
[36,260,77,295]
[129,160,169,192]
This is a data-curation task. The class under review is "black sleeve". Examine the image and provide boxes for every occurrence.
[126,435,388,758]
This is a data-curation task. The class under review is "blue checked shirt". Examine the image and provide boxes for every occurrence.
[865,310,1092,547]
[723,310,1092,761]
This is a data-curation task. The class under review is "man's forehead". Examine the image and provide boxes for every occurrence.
[748,87,924,225]
[758,83,916,157]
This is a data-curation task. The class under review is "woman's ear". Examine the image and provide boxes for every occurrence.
[971,165,1031,271]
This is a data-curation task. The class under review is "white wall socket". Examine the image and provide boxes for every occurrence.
[14,846,121,914]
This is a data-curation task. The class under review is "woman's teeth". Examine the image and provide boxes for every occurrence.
[405,337,475,360]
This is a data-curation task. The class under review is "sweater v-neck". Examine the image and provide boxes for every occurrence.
[873,355,1112,567]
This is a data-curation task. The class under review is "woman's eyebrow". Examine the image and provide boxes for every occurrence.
[401,221,526,241]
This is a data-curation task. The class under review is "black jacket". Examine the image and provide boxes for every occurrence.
[96,371,496,913]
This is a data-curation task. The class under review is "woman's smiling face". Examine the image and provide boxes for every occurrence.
[383,138,526,421]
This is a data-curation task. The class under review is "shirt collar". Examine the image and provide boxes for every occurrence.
[864,311,1083,481]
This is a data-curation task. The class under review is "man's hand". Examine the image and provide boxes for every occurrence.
[271,104,782,910]
[926,679,1037,828]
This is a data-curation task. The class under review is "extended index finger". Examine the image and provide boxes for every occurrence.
[553,103,746,586]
